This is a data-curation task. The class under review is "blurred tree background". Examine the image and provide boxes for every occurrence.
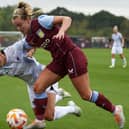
[0,6,129,39]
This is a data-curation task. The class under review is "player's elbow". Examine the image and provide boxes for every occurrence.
[66,16,72,24]
[67,16,72,22]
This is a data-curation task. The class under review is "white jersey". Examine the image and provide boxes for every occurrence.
[0,39,58,101]
[0,39,43,85]
[112,32,123,47]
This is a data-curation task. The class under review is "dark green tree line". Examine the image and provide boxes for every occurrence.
[0,6,129,38]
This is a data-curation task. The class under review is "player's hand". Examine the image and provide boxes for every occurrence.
[53,30,65,40]
[26,48,36,57]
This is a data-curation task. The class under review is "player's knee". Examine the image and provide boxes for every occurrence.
[34,82,41,93]
[80,92,91,101]
[34,82,46,94]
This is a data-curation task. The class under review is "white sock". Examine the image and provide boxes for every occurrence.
[54,106,75,120]
[55,94,63,104]
[111,58,115,66]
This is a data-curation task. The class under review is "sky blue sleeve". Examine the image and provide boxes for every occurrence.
[38,15,54,30]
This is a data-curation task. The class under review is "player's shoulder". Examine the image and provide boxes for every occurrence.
[13,39,25,49]
[37,14,54,29]
[38,14,48,19]
[38,14,53,19]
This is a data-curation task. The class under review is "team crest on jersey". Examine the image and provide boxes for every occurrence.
[36,29,44,38]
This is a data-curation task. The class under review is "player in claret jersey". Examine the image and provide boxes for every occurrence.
[0,39,81,129]
[12,2,125,129]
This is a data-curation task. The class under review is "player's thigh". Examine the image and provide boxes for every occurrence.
[71,73,92,100]
[117,47,123,54]
[111,47,117,54]
[35,68,61,89]
[66,47,88,78]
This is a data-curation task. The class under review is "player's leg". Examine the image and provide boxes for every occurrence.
[109,54,115,68]
[27,86,79,119]
[36,91,80,121]
[119,48,127,68]
[67,47,125,128]
[54,101,81,120]
[33,61,71,120]
[34,68,62,94]
[120,54,127,68]
[71,73,125,128]
[25,85,70,129]
[67,48,116,112]
[55,88,71,103]
[71,73,115,111]
[49,82,71,103]
[109,47,116,68]
[25,85,47,129]
[43,92,56,121]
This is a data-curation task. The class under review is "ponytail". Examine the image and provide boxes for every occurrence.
[12,1,33,19]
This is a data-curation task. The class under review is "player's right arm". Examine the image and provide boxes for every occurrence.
[110,34,114,47]
[38,14,72,40]
[52,16,72,40]
[120,33,125,47]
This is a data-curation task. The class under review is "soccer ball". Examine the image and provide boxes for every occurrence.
[6,108,28,129]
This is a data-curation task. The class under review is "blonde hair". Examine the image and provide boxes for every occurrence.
[113,25,118,31]
[12,1,33,19]
[32,8,44,18]
[12,1,44,20]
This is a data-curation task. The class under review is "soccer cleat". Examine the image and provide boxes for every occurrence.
[114,105,125,129]
[24,119,46,129]
[68,101,81,117]
[58,88,71,98]
[122,62,127,68]
[109,65,115,68]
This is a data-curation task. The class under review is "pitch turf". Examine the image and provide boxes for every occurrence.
[0,48,129,129]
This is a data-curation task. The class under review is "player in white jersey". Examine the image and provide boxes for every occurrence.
[0,39,81,129]
[109,25,127,68]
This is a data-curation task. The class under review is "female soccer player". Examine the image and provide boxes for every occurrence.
[12,2,125,128]
[0,39,81,129]
[109,25,127,68]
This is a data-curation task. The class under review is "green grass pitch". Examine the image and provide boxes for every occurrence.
[0,48,129,129]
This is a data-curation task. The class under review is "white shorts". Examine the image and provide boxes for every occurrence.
[111,47,123,54]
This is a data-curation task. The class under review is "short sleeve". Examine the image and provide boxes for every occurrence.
[38,15,54,29]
